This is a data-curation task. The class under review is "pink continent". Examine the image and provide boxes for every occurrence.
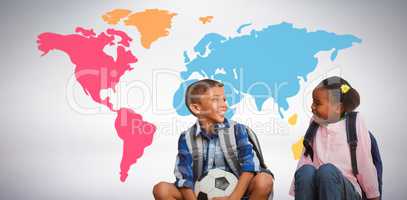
[115,108,156,182]
[37,27,156,182]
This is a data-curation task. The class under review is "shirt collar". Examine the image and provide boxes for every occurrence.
[194,118,230,136]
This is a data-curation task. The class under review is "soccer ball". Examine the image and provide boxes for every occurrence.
[194,168,238,200]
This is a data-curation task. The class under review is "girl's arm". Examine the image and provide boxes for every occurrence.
[355,114,380,199]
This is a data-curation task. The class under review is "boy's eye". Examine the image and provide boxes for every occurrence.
[211,97,226,102]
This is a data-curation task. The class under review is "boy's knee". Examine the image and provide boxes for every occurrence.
[295,164,316,181]
[153,182,171,199]
[251,172,274,195]
[316,163,340,181]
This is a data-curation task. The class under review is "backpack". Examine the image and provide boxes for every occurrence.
[184,120,272,181]
[303,112,383,200]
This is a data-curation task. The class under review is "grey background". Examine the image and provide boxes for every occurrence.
[1,0,406,199]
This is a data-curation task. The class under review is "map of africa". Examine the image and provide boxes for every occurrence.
[36,7,361,181]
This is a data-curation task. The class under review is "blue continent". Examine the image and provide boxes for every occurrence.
[237,23,252,34]
[174,22,361,118]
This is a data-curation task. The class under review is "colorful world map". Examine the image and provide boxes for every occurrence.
[36,8,361,181]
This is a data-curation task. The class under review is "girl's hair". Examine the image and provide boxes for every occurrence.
[317,76,360,113]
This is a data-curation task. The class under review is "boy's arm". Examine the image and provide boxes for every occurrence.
[213,172,254,200]
[179,188,197,200]
[231,124,262,199]
[229,172,255,199]
[174,133,196,199]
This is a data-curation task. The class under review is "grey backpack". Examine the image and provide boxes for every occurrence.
[184,120,271,181]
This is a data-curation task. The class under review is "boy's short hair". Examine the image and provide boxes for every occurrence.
[185,79,224,115]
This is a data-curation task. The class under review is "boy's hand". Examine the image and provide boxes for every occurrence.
[213,196,240,200]
[212,197,230,200]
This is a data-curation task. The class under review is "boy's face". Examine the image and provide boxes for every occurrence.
[190,86,228,124]
[311,87,342,123]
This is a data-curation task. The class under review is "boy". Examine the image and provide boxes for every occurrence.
[153,79,274,200]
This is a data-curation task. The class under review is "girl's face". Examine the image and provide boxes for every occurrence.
[311,87,343,123]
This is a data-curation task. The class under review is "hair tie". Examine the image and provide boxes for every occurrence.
[341,84,351,94]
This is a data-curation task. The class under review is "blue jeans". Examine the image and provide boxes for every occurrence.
[294,164,361,200]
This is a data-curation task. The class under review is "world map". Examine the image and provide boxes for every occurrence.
[36,8,361,182]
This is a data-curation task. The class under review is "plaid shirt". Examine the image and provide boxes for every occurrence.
[174,118,261,189]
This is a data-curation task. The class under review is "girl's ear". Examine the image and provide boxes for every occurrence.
[336,103,345,115]
[189,103,201,115]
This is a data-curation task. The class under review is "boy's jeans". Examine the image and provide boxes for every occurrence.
[294,163,361,200]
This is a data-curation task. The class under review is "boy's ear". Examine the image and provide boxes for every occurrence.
[189,103,201,115]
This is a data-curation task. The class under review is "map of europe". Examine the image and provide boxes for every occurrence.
[36,8,361,181]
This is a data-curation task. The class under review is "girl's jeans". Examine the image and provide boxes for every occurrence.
[294,163,362,200]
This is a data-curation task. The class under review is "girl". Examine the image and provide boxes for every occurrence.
[289,76,380,200]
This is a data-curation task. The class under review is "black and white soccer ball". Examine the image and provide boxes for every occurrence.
[194,168,238,200]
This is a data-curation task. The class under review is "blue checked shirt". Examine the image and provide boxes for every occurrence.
[174,118,261,189]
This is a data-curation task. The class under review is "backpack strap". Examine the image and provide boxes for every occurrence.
[246,127,268,169]
[303,121,319,161]
[185,124,204,181]
[345,111,359,176]
[218,120,240,177]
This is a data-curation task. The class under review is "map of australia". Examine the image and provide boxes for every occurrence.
[37,27,156,182]
[173,22,362,118]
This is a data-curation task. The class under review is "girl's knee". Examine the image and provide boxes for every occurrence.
[316,163,340,181]
[295,164,316,180]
